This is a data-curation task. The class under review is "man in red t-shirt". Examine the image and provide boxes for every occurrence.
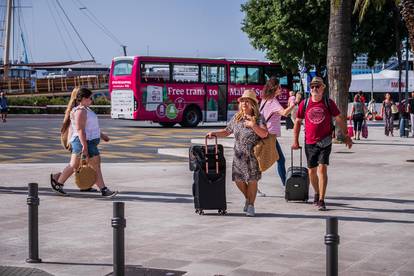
[292,77,352,211]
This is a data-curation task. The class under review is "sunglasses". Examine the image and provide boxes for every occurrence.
[310,85,321,89]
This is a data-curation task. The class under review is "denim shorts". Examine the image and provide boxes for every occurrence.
[71,136,100,158]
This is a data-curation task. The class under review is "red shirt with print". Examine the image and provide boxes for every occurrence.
[297,98,340,144]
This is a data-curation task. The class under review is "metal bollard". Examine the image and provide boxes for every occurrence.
[26,183,42,263]
[325,217,339,276]
[112,202,126,276]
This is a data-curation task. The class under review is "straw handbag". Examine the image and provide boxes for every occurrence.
[254,134,279,172]
[75,160,96,190]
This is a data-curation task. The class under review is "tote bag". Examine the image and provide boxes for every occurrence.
[75,160,96,190]
[254,134,279,172]
[362,121,368,138]
[347,120,354,138]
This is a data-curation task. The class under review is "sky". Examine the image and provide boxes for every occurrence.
[3,0,267,65]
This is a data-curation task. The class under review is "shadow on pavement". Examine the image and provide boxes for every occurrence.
[42,261,112,267]
[330,195,414,204]
[0,186,193,204]
[223,212,414,224]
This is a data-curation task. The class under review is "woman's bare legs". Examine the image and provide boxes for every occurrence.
[54,154,81,184]
[235,180,248,200]
[87,155,105,189]
[247,181,258,205]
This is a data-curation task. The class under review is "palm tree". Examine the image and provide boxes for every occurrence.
[327,0,353,139]
[355,0,414,52]
[400,0,414,52]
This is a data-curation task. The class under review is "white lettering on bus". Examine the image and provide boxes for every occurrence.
[185,88,205,96]
[112,80,131,85]
[168,87,185,96]
[229,87,261,96]
[208,89,217,96]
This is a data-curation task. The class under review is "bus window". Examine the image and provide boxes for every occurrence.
[247,67,260,84]
[141,63,170,83]
[201,65,226,83]
[113,60,133,76]
[230,66,247,84]
[292,75,302,91]
[279,76,288,86]
[173,64,199,83]
[264,66,284,81]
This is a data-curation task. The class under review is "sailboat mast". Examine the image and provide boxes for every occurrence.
[3,0,13,76]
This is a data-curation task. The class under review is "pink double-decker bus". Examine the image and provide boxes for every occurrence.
[109,56,297,127]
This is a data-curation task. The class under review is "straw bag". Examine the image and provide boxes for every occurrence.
[391,104,398,114]
[75,160,96,190]
[254,134,279,172]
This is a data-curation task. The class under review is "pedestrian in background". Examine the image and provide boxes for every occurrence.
[350,94,366,140]
[260,77,296,187]
[0,91,8,123]
[408,91,414,137]
[357,90,366,104]
[367,98,377,121]
[50,87,117,197]
[381,93,395,137]
[292,77,352,211]
[207,90,268,217]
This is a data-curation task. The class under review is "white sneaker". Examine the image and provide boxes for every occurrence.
[246,204,255,217]
[243,200,248,212]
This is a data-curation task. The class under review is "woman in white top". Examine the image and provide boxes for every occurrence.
[260,77,296,187]
[50,87,117,197]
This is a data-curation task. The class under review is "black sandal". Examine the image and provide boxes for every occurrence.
[50,174,67,195]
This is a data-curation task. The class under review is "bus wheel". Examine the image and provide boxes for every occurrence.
[180,107,201,127]
[159,122,176,127]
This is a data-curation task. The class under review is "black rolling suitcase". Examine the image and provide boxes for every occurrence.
[189,135,227,215]
[285,147,309,202]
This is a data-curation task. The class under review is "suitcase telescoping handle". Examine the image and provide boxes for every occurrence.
[291,146,303,168]
[205,134,219,174]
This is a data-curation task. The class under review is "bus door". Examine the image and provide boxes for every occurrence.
[204,84,220,122]
[217,84,227,121]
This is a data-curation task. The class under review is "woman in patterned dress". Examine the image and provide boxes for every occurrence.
[381,93,394,136]
[207,90,268,217]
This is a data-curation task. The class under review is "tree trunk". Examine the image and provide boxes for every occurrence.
[327,0,352,139]
[401,0,414,52]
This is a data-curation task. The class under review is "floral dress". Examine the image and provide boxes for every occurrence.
[225,115,264,182]
[383,100,394,135]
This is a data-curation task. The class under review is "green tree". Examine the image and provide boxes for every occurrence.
[355,0,413,52]
[400,0,414,52]
[242,0,405,72]
[354,0,408,102]
[241,0,330,74]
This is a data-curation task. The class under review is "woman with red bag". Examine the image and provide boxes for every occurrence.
[350,95,366,140]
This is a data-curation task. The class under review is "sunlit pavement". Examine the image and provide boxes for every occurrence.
[0,119,413,275]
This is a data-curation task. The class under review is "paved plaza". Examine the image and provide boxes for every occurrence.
[0,122,413,275]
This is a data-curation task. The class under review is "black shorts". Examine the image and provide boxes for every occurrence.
[305,143,332,168]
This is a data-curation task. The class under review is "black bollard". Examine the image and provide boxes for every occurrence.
[325,217,340,276]
[26,183,41,263]
[112,202,126,276]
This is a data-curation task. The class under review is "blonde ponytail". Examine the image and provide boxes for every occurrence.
[60,87,80,150]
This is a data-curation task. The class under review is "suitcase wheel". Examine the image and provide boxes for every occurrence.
[218,209,227,215]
